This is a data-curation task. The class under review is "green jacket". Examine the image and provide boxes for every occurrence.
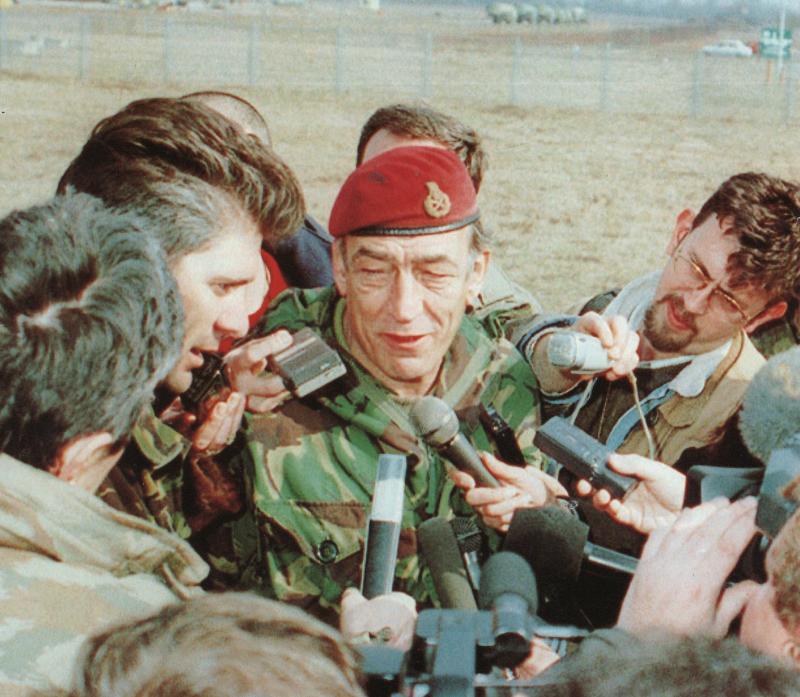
[204,287,542,623]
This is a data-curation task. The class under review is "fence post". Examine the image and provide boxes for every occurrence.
[510,38,521,106]
[247,21,258,87]
[78,16,90,81]
[334,27,344,93]
[420,31,433,98]
[784,59,794,123]
[599,42,611,113]
[690,50,703,118]
[0,11,7,73]
[163,17,173,84]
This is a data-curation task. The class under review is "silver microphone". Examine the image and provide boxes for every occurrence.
[547,331,612,374]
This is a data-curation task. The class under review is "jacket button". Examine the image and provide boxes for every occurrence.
[316,539,339,564]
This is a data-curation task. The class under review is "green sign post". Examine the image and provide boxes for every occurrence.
[760,27,793,59]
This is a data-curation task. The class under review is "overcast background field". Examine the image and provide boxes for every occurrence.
[2,1,800,310]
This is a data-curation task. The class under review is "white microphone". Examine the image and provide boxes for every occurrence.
[361,454,407,599]
[547,331,612,374]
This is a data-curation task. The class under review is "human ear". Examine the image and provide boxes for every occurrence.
[50,432,123,493]
[666,208,695,256]
[332,239,348,298]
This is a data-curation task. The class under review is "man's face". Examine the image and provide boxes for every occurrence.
[164,212,265,394]
[361,128,445,164]
[642,212,777,358]
[333,228,488,398]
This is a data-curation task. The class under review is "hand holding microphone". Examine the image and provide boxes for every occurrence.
[534,313,639,394]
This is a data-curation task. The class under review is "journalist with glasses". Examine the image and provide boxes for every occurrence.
[515,172,800,626]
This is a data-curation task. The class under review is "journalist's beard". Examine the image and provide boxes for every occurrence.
[641,293,698,355]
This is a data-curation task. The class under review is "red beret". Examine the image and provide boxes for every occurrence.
[329,146,480,237]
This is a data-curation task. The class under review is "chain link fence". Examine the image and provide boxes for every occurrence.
[1,6,796,122]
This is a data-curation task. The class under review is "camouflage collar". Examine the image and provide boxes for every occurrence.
[131,405,191,470]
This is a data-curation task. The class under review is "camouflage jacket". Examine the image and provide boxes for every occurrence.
[749,301,800,359]
[203,287,542,624]
[0,453,207,696]
[97,405,193,539]
[97,405,245,547]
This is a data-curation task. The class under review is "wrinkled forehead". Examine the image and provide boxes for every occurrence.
[341,227,472,262]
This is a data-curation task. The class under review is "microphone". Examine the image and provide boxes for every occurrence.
[478,551,538,669]
[504,507,638,587]
[417,517,478,609]
[410,396,500,488]
[547,331,612,374]
[450,516,482,592]
[361,454,407,599]
[738,348,800,538]
[739,345,800,465]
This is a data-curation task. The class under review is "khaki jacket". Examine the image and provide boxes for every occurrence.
[0,454,207,696]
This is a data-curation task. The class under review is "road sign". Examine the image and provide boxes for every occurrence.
[760,27,792,60]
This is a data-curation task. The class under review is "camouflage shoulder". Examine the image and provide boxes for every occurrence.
[254,286,337,336]
[749,316,799,359]
[578,288,621,315]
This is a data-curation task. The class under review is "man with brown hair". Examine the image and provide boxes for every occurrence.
[516,172,800,625]
[71,593,366,697]
[180,90,335,292]
[58,97,306,541]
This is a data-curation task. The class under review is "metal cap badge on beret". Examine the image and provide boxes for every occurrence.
[328,146,480,237]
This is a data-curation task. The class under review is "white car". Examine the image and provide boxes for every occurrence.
[702,39,753,58]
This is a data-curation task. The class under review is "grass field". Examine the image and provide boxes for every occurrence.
[2,1,800,310]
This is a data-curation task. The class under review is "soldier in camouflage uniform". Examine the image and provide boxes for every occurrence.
[205,147,560,636]
[0,194,207,696]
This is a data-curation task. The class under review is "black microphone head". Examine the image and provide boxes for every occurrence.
[417,517,477,610]
[504,506,588,587]
[410,396,459,447]
[740,347,800,464]
[478,551,538,616]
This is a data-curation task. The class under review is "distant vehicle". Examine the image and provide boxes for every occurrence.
[702,39,753,58]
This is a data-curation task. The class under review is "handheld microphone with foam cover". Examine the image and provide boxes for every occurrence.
[547,331,612,374]
[417,517,478,610]
[410,396,500,488]
[738,347,800,538]
[504,507,638,585]
[361,454,407,599]
[478,551,538,669]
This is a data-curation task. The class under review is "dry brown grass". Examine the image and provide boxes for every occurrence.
[1,2,799,310]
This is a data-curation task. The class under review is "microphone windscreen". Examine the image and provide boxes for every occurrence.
[410,396,459,447]
[478,551,538,616]
[739,347,800,464]
[503,507,587,587]
[450,516,482,555]
[417,517,477,609]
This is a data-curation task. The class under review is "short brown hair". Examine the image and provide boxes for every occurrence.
[71,593,366,697]
[356,103,487,192]
[58,97,304,252]
[692,172,800,300]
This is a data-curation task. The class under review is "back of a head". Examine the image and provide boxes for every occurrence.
[692,172,800,301]
[768,495,800,637]
[356,103,486,192]
[537,633,800,697]
[72,593,366,697]
[57,97,304,251]
[0,192,183,470]
[181,91,272,147]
